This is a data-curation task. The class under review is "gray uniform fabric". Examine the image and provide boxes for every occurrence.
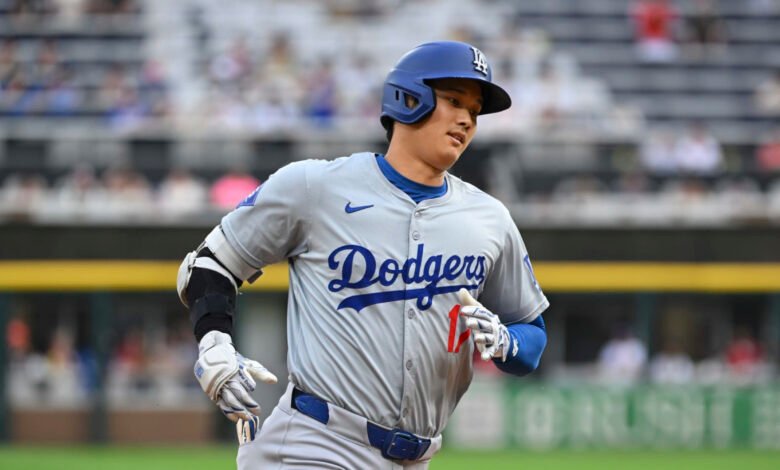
[221,152,548,460]
[238,383,439,469]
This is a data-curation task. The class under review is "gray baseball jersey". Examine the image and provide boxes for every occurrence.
[221,151,548,438]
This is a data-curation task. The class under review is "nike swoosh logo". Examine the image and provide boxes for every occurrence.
[345,202,374,214]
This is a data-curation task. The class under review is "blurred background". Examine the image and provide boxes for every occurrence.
[1,0,780,464]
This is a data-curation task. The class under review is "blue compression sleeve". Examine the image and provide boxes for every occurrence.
[493,315,547,377]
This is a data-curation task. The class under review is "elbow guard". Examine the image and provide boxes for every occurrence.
[176,226,262,341]
[176,225,261,306]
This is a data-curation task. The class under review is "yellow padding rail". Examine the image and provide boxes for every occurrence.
[0,261,779,292]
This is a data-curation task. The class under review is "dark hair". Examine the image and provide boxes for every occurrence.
[385,120,394,142]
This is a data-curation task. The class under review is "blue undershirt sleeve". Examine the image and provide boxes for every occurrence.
[493,315,547,377]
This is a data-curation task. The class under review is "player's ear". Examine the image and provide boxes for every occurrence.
[404,93,419,110]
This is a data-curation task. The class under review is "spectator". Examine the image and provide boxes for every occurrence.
[597,324,647,385]
[0,39,19,87]
[640,128,679,174]
[113,326,151,392]
[335,54,378,121]
[725,326,764,379]
[107,87,148,130]
[0,70,39,114]
[256,32,302,111]
[46,328,82,404]
[0,173,47,219]
[518,60,577,131]
[757,128,780,172]
[209,35,253,90]
[755,71,780,116]
[10,0,57,18]
[630,0,680,62]
[95,64,128,109]
[302,58,338,127]
[6,315,31,361]
[138,60,171,119]
[30,39,60,88]
[102,165,154,217]
[649,338,695,384]
[53,0,87,25]
[157,167,208,217]
[209,166,260,210]
[684,0,727,58]
[674,122,723,174]
[248,91,298,132]
[48,163,104,218]
[45,68,81,114]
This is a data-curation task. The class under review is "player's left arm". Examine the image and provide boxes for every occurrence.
[460,206,550,376]
[459,290,547,376]
[497,316,547,376]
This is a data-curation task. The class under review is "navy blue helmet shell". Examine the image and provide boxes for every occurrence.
[380,41,512,131]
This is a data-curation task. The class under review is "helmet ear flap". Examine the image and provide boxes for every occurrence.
[381,75,436,127]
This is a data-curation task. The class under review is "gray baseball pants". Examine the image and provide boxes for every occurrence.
[237,383,442,469]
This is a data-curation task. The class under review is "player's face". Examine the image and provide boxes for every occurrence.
[407,78,482,172]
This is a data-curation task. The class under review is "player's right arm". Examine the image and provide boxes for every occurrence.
[176,161,312,422]
[175,226,278,423]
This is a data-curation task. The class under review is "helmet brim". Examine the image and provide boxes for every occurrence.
[478,81,512,115]
[423,77,511,116]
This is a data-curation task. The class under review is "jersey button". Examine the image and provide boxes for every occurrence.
[407,309,415,319]
[414,211,422,218]
[406,360,413,370]
[402,408,409,417]
[412,231,420,240]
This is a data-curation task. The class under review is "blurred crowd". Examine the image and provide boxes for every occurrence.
[1,0,139,17]
[0,164,260,222]
[0,0,779,226]
[3,125,780,223]
[7,305,773,409]
[177,26,633,136]
[1,0,636,134]
[5,311,201,407]
[0,0,171,129]
[596,324,771,386]
[0,0,777,133]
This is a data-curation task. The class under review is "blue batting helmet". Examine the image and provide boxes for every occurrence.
[380,41,511,132]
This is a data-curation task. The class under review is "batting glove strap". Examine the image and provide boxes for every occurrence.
[492,325,511,362]
[194,331,239,401]
[460,304,511,362]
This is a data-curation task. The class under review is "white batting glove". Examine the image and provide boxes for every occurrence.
[458,288,512,362]
[194,330,278,422]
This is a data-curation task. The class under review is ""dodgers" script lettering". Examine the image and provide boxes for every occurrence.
[327,244,486,312]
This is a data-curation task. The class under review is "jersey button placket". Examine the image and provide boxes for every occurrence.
[402,209,420,424]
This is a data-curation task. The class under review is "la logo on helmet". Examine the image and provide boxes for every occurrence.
[471,47,488,75]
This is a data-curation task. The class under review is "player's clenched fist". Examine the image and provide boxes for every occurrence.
[457,288,512,362]
[195,330,278,422]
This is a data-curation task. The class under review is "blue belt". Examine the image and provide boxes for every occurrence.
[291,387,431,461]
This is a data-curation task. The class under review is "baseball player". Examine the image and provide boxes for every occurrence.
[177,41,548,469]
